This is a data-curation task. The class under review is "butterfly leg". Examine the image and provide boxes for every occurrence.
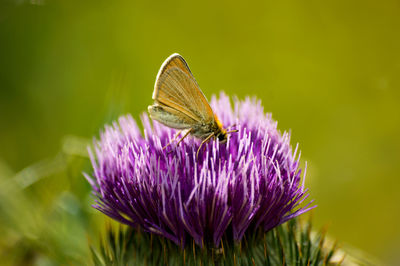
[163,130,183,150]
[225,123,239,134]
[164,128,193,152]
[196,132,215,159]
[175,128,193,146]
[164,129,193,154]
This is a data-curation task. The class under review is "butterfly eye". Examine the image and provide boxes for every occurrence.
[218,133,227,142]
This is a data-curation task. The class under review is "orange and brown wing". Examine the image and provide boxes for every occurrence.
[152,54,215,125]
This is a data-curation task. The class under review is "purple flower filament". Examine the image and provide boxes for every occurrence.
[85,93,315,248]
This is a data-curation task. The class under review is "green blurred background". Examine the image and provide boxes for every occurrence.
[1,0,399,264]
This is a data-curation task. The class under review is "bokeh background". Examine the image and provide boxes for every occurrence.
[1,0,399,264]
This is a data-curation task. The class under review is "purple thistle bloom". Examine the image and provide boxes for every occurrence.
[85,93,315,248]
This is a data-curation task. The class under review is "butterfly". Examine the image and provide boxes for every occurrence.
[148,53,236,156]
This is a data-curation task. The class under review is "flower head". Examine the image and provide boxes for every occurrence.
[86,93,315,247]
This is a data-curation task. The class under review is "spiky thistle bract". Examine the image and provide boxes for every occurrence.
[90,218,340,265]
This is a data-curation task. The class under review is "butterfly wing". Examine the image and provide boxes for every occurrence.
[151,54,215,127]
[148,104,197,129]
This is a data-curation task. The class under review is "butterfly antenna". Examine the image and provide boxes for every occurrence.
[226,123,238,130]
[226,129,239,134]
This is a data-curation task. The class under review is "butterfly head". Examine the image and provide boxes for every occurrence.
[215,117,228,143]
[217,130,227,143]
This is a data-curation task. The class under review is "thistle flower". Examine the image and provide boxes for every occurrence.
[85,93,315,248]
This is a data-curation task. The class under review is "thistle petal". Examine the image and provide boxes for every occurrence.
[86,93,315,247]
